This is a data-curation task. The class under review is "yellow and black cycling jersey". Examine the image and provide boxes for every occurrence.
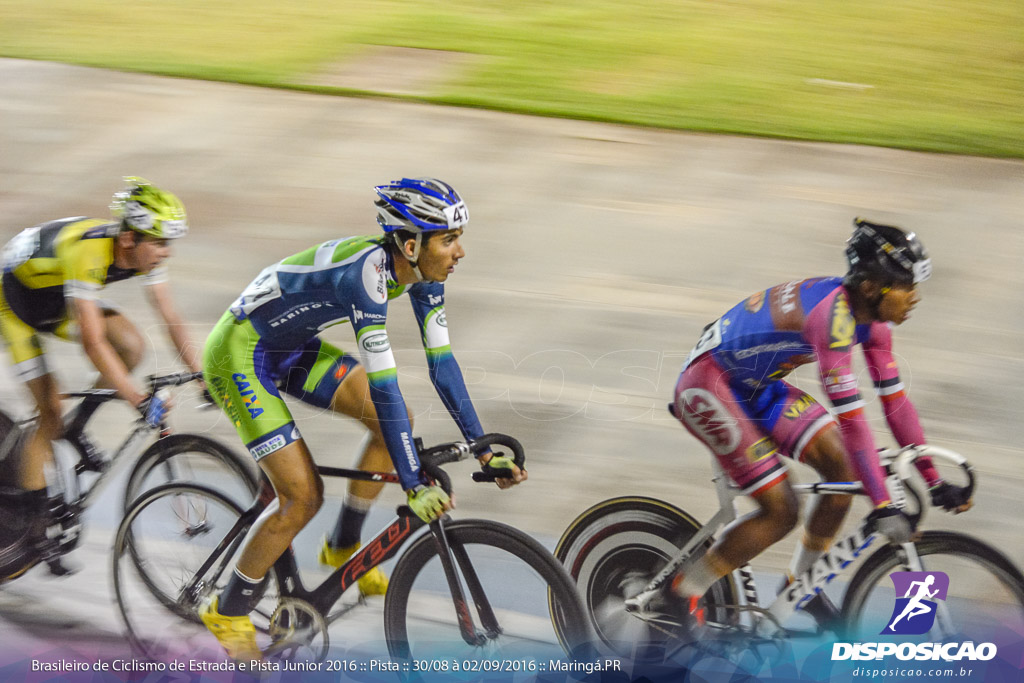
[0,216,165,332]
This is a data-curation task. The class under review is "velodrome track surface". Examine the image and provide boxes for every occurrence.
[0,57,1022,666]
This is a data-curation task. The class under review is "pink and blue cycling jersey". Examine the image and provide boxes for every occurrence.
[680,276,938,506]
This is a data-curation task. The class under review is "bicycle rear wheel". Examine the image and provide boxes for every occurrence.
[842,531,1024,647]
[112,482,278,661]
[383,519,590,664]
[554,496,738,662]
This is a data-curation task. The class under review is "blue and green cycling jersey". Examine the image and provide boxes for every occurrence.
[213,235,483,489]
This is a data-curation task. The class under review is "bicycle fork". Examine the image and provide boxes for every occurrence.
[900,541,957,639]
[429,517,499,647]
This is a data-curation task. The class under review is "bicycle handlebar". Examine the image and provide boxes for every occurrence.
[416,433,526,494]
[882,444,976,499]
[880,445,976,527]
[146,371,203,392]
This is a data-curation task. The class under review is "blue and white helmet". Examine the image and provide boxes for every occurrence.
[374,178,469,234]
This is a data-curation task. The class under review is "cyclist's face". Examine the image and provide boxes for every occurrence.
[133,236,171,272]
[418,228,465,282]
[878,283,920,324]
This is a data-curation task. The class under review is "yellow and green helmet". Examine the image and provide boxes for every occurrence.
[110,177,189,239]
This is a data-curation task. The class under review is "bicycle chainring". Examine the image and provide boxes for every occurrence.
[268,598,329,661]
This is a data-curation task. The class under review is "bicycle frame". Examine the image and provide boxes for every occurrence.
[630,445,971,637]
[179,446,523,652]
[0,372,200,555]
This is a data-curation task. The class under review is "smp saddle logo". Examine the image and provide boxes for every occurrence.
[882,571,949,635]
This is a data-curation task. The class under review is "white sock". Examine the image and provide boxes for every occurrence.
[673,555,725,598]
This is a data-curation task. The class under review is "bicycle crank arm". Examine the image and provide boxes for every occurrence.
[624,588,659,614]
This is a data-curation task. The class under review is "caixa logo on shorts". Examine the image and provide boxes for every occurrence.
[883,571,948,635]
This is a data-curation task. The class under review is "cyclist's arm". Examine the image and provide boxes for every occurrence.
[408,283,485,444]
[63,237,146,406]
[145,280,202,374]
[808,296,891,507]
[350,268,423,491]
[863,322,941,487]
[69,297,146,406]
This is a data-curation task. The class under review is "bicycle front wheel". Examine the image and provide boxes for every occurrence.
[112,482,278,661]
[383,519,590,664]
[124,433,258,510]
[842,531,1024,646]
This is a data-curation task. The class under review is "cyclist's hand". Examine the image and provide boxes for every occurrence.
[407,485,452,523]
[479,452,528,490]
[929,482,973,514]
[866,505,914,544]
[136,390,172,428]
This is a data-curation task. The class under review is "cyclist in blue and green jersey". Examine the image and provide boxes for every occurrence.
[200,178,527,661]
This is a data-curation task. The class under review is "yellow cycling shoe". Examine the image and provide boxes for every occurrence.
[199,596,262,662]
[318,538,389,596]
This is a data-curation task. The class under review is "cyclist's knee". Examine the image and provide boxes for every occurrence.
[278,488,322,527]
[105,314,145,370]
[754,483,799,539]
[802,427,852,481]
[34,400,63,439]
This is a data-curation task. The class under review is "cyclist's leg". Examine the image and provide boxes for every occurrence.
[21,373,62,494]
[200,314,322,659]
[766,385,851,579]
[760,385,848,626]
[0,292,59,493]
[671,355,799,599]
[276,338,408,592]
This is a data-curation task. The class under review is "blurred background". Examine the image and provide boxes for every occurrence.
[0,0,1022,662]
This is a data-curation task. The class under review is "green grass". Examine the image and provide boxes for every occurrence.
[2,0,1022,157]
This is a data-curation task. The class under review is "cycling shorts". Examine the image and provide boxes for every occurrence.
[203,311,360,462]
[0,286,118,382]
[672,353,836,497]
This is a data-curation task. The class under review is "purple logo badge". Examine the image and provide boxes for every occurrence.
[882,571,949,635]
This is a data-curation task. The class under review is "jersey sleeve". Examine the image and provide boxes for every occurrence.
[806,291,891,507]
[863,322,941,487]
[408,282,485,442]
[348,253,424,490]
[140,264,168,286]
[61,238,109,301]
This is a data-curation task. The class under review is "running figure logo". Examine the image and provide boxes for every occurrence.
[882,571,950,635]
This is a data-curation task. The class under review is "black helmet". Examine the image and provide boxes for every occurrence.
[845,218,931,286]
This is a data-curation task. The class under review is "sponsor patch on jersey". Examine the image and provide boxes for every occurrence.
[250,434,286,459]
[829,296,856,350]
[746,437,777,463]
[360,331,391,354]
[824,369,858,394]
[745,290,766,313]
[784,393,817,420]
[361,252,388,304]
[678,388,741,456]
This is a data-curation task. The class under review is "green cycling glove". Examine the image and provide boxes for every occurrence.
[407,485,450,523]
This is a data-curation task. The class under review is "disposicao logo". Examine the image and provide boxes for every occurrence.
[831,570,997,662]
[884,571,948,635]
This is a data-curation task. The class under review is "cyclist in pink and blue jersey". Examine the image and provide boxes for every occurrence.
[667,218,972,628]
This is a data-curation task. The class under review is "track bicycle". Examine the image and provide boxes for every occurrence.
[552,444,1024,663]
[0,371,256,582]
[111,433,591,664]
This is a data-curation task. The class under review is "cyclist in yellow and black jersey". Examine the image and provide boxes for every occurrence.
[0,178,202,537]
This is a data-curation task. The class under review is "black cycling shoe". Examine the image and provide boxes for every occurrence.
[779,576,841,632]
